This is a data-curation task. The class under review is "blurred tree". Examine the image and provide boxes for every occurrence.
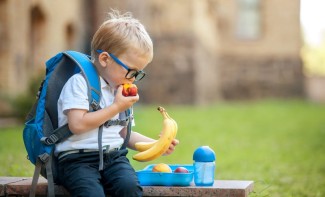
[302,34,325,76]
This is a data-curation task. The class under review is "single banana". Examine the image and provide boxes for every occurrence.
[134,140,157,152]
[170,118,178,138]
[133,107,177,162]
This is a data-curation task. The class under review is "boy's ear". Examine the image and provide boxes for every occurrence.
[98,52,110,67]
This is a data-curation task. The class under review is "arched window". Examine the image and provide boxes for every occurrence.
[65,23,75,49]
[30,5,46,71]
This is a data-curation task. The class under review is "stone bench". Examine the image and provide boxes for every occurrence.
[0,177,254,197]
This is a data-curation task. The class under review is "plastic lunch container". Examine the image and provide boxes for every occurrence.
[136,164,194,186]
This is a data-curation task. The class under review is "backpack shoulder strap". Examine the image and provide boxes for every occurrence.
[63,51,101,111]
[41,51,101,146]
[121,108,132,150]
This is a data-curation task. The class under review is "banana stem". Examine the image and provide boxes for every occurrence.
[157,106,170,119]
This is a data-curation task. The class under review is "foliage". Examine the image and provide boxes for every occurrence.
[302,42,325,76]
[1,99,325,196]
[8,75,43,120]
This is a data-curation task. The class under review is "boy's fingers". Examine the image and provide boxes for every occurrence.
[172,138,179,145]
[116,85,123,93]
[115,85,125,98]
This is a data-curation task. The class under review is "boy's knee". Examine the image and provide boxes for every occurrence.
[65,178,105,197]
[113,177,143,197]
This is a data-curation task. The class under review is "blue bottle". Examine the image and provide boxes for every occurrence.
[193,146,216,186]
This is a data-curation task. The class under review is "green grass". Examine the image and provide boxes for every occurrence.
[1,99,325,196]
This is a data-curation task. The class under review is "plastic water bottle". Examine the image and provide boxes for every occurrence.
[193,146,216,186]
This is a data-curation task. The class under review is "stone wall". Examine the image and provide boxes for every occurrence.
[218,55,304,99]
[216,0,302,57]
[138,34,196,104]
[215,0,303,100]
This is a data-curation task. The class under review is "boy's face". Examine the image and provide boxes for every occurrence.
[100,49,151,89]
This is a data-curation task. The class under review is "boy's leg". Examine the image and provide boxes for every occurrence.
[102,149,143,197]
[58,152,105,197]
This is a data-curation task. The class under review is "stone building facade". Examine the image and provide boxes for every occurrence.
[216,0,303,100]
[96,0,303,104]
[0,0,92,96]
[0,0,94,115]
[0,0,303,111]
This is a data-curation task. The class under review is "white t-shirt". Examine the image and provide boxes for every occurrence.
[55,73,126,154]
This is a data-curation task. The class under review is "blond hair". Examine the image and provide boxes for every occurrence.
[91,10,153,61]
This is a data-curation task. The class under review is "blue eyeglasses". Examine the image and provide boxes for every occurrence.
[96,49,146,81]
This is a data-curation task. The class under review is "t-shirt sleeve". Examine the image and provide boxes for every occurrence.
[58,74,89,115]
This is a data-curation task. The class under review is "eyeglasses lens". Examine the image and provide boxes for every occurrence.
[126,70,145,81]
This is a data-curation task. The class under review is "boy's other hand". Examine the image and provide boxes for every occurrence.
[164,138,179,156]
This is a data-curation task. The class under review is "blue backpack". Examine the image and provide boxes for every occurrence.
[23,51,132,197]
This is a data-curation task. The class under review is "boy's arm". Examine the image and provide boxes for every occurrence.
[67,86,138,134]
[67,104,119,134]
[120,128,179,155]
[120,128,154,150]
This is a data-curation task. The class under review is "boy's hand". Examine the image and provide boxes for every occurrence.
[164,138,179,156]
[113,85,139,112]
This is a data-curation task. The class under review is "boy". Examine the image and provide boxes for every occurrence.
[56,10,179,197]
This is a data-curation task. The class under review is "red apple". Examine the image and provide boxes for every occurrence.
[174,167,189,173]
[122,84,138,97]
[128,86,138,96]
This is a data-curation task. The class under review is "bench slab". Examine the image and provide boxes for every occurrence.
[0,177,254,197]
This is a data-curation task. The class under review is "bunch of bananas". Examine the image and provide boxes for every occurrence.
[132,106,178,162]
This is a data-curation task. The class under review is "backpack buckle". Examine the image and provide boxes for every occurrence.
[39,153,50,163]
[41,135,58,145]
[104,118,130,127]
[90,100,100,111]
